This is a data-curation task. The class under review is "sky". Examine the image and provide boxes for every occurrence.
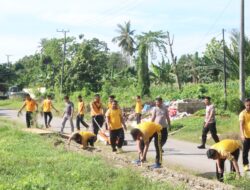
[0,0,249,63]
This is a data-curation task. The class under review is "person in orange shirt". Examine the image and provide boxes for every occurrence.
[106,100,127,153]
[18,94,38,128]
[90,94,104,135]
[135,96,142,124]
[41,95,59,128]
[76,95,89,130]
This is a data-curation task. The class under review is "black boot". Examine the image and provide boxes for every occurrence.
[197,144,205,149]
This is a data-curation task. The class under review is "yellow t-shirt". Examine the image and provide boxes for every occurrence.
[43,99,52,112]
[90,101,103,116]
[239,110,250,138]
[211,139,241,161]
[137,121,162,143]
[25,99,36,112]
[135,100,142,114]
[106,108,122,130]
[108,102,112,110]
[79,131,96,147]
[78,102,85,115]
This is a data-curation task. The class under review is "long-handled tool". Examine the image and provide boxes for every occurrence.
[93,117,111,144]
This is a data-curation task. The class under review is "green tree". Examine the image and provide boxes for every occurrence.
[112,21,136,65]
[107,52,127,79]
[151,58,174,85]
[13,54,42,88]
[225,30,250,78]
[177,52,201,84]
[39,38,64,89]
[68,38,109,92]
[136,30,168,97]
[0,64,16,86]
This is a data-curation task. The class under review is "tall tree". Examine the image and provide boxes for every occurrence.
[112,21,136,65]
[136,30,168,97]
[166,32,181,90]
[151,58,175,85]
[68,38,109,92]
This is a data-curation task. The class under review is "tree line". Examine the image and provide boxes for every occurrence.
[1,22,250,97]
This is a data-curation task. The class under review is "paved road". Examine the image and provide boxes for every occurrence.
[0,108,245,176]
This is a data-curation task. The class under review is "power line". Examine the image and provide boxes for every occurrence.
[186,32,222,55]
[190,0,233,54]
[79,0,144,28]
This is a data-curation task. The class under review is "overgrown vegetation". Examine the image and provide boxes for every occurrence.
[0,119,177,190]
[171,111,239,143]
[224,173,250,190]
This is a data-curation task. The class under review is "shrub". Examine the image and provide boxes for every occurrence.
[227,97,244,114]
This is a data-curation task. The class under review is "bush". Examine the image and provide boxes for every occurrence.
[227,97,245,114]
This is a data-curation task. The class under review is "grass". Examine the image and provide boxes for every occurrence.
[171,111,239,144]
[0,119,178,190]
[224,173,250,190]
[0,99,23,109]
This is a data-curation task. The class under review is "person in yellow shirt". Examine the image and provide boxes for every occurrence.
[106,100,127,153]
[207,139,241,182]
[18,94,38,128]
[90,94,104,135]
[41,95,59,128]
[108,95,115,110]
[135,96,142,124]
[105,95,115,130]
[130,121,162,169]
[239,98,250,171]
[68,131,97,149]
[76,95,89,130]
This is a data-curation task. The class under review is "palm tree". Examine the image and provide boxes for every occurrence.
[136,30,168,97]
[112,21,136,65]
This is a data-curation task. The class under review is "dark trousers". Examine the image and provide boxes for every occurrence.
[201,122,219,145]
[140,132,162,165]
[88,136,97,147]
[110,128,124,151]
[216,149,240,182]
[26,111,33,128]
[92,115,104,135]
[136,113,141,124]
[243,138,250,165]
[76,114,89,130]
[161,127,168,147]
[44,112,52,127]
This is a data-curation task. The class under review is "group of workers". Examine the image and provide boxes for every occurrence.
[18,93,250,181]
[197,96,250,181]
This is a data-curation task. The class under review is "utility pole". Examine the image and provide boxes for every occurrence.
[222,29,227,110]
[57,29,70,95]
[239,0,245,101]
[6,54,12,67]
